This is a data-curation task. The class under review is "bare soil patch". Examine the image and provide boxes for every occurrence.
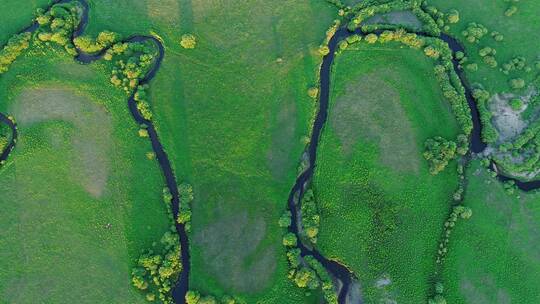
[266,99,297,180]
[330,72,419,173]
[12,87,111,198]
[147,0,180,25]
[193,211,276,293]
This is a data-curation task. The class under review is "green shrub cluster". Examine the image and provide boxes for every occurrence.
[502,56,526,74]
[376,29,425,48]
[461,22,488,43]
[428,282,447,304]
[504,5,518,17]
[0,123,9,154]
[509,78,526,89]
[432,62,473,135]
[279,209,337,303]
[284,248,337,304]
[180,34,196,49]
[73,31,120,54]
[131,230,182,303]
[185,290,245,304]
[177,183,194,232]
[422,4,459,32]
[134,85,153,121]
[478,46,497,68]
[492,119,540,179]
[491,31,504,42]
[35,2,81,55]
[110,43,156,94]
[436,205,472,265]
[0,32,31,74]
[348,1,439,36]
[300,189,320,245]
[423,136,457,175]
[471,89,498,143]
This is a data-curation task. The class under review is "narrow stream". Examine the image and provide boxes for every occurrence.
[2,0,190,302]
[2,3,539,304]
[288,26,540,304]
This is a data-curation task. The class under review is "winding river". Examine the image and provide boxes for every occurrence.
[1,0,190,302]
[1,3,540,304]
[287,25,540,303]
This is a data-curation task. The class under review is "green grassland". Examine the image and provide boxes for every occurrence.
[0,43,169,302]
[69,0,339,302]
[0,1,49,44]
[443,160,540,303]
[314,42,461,303]
[426,0,540,94]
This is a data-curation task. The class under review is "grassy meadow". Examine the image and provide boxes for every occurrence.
[0,1,49,44]
[426,0,540,94]
[313,42,461,303]
[72,0,338,302]
[0,43,169,302]
[442,160,540,303]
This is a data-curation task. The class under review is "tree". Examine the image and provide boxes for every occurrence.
[293,267,319,289]
[180,34,197,49]
[282,233,297,247]
[318,45,330,56]
[446,9,459,24]
[278,211,292,228]
[365,33,378,44]
[509,98,523,111]
[307,87,319,99]
[505,5,518,17]
[423,136,457,175]
[185,290,201,304]
[509,78,525,89]
[424,45,440,58]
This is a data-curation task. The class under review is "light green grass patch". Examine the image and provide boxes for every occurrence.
[443,160,540,303]
[315,42,461,303]
[0,45,169,303]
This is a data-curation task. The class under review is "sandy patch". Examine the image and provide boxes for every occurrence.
[12,87,111,198]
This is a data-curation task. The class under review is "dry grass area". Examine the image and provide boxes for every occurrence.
[12,86,111,197]
[193,211,276,293]
[330,71,419,173]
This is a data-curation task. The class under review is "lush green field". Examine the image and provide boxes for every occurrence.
[0,43,169,302]
[442,160,540,303]
[0,1,49,44]
[79,0,338,301]
[426,0,540,94]
[314,42,461,303]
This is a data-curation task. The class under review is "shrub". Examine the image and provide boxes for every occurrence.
[509,78,525,89]
[446,9,459,24]
[461,22,488,43]
[365,33,378,44]
[423,136,457,175]
[505,5,518,17]
[300,189,320,244]
[282,233,297,247]
[318,45,330,56]
[0,32,32,74]
[180,34,196,49]
[278,211,292,228]
[509,98,523,111]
